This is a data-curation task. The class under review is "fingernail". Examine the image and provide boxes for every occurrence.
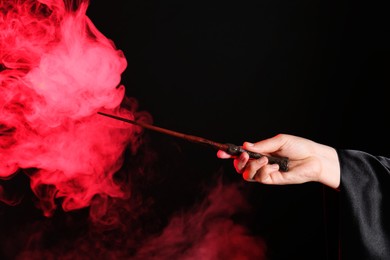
[270,164,279,170]
[246,142,254,147]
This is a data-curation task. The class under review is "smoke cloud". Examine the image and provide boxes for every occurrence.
[0,1,267,259]
[0,0,148,217]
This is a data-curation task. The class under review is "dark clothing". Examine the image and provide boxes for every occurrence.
[339,150,390,259]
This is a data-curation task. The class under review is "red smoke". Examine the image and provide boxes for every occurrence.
[0,1,267,259]
[0,0,148,217]
[134,181,267,260]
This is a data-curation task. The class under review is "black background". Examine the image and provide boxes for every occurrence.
[85,0,390,259]
[1,0,389,259]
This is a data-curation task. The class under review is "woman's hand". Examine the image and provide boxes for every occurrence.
[217,134,340,190]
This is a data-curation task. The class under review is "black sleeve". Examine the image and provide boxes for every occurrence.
[338,149,390,259]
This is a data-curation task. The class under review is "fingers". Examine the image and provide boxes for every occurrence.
[216,150,250,174]
[251,162,307,185]
[251,164,284,184]
[242,156,268,181]
[217,150,271,182]
[217,145,289,184]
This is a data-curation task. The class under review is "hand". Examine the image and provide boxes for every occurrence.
[217,134,340,190]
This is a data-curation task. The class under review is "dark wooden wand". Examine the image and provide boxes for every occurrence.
[98,111,289,171]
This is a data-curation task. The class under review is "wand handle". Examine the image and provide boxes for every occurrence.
[225,143,289,172]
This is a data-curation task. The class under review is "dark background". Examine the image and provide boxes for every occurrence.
[86,0,389,259]
[1,0,389,259]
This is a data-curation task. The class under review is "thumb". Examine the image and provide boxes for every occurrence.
[243,134,287,154]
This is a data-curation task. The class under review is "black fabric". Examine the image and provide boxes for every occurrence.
[338,149,390,259]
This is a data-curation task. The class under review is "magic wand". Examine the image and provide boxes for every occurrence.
[98,112,289,172]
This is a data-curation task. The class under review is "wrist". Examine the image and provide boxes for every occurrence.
[317,145,341,190]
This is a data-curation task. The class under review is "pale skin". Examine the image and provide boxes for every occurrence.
[217,134,341,190]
